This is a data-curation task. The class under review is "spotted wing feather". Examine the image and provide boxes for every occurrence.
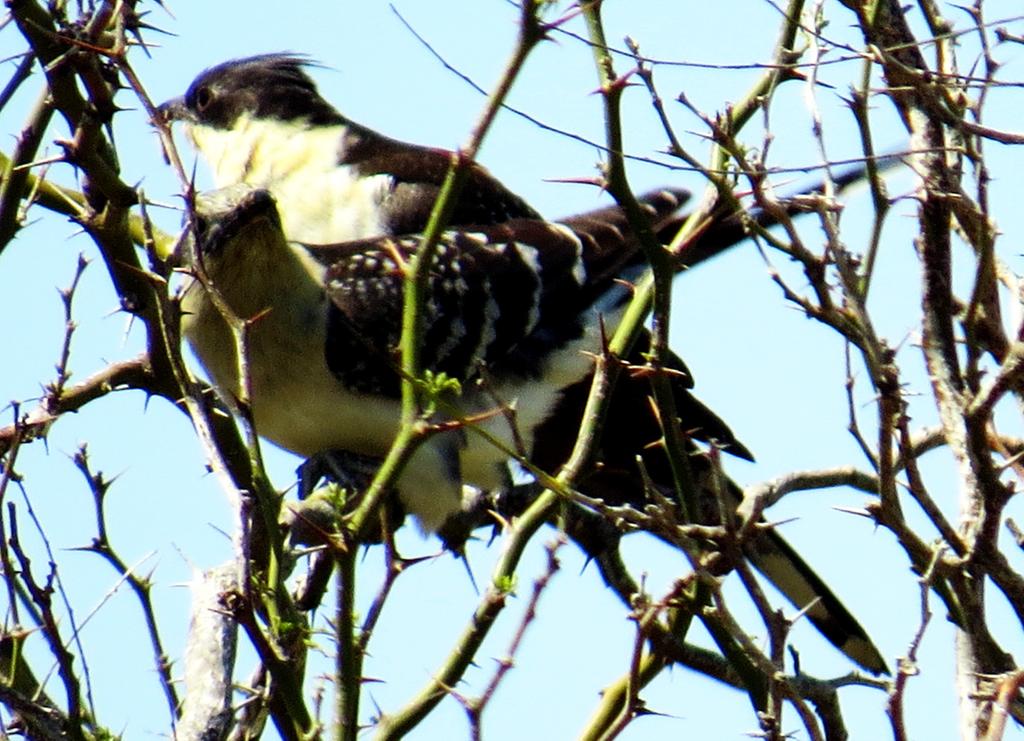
[319,219,595,396]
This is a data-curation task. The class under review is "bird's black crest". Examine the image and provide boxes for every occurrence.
[182,54,345,128]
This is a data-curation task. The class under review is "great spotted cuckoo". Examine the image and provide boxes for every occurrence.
[160,54,887,675]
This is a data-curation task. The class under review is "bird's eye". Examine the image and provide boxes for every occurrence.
[194,86,212,112]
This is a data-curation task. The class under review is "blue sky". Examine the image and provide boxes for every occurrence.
[2,1,1024,738]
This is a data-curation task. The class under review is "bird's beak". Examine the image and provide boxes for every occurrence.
[157,96,193,124]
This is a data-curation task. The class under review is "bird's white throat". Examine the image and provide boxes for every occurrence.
[186,114,393,244]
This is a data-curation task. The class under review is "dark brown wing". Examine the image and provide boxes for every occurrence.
[339,126,542,232]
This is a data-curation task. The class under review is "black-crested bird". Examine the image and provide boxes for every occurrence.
[165,55,888,674]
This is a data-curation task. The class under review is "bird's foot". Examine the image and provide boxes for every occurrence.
[297,449,385,499]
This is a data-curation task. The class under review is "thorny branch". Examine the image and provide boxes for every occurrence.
[2,0,1024,739]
